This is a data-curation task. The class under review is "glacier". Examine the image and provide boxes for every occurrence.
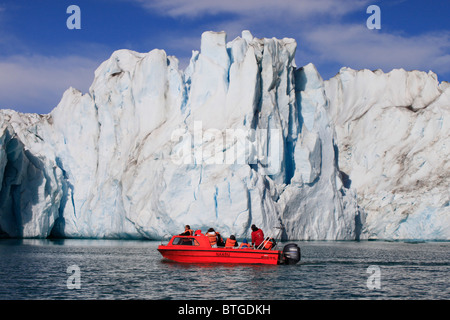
[0,31,449,240]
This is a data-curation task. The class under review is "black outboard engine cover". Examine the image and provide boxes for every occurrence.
[282,243,301,265]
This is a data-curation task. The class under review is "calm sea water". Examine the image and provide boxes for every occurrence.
[0,239,448,300]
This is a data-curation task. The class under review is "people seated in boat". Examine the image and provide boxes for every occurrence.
[217,232,225,247]
[206,228,224,248]
[251,224,265,248]
[238,238,252,249]
[225,235,239,248]
[179,225,194,236]
[262,237,276,250]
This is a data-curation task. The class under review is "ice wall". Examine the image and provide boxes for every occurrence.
[0,31,448,240]
[325,68,450,239]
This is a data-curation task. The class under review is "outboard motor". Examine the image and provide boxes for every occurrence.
[282,243,301,265]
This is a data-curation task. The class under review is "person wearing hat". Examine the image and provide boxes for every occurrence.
[251,224,264,248]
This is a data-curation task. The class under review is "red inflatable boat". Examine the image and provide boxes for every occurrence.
[157,235,301,265]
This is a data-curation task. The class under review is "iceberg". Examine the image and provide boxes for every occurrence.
[0,31,448,240]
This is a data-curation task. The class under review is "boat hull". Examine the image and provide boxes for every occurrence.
[158,246,281,265]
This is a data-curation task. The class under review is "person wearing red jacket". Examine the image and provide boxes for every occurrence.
[251,224,264,248]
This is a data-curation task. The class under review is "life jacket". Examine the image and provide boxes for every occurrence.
[187,229,194,236]
[239,243,252,249]
[264,238,274,250]
[225,238,237,248]
[206,232,217,246]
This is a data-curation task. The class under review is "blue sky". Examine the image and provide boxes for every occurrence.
[0,0,449,114]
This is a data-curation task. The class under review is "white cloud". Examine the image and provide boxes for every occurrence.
[0,55,100,114]
[135,0,370,19]
[134,0,450,80]
[301,24,450,75]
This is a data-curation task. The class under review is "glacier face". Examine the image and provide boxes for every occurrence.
[324,68,450,240]
[0,31,448,240]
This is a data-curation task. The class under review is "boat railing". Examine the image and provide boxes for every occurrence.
[256,225,284,250]
[160,234,172,245]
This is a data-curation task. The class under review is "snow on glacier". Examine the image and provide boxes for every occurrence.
[325,67,450,240]
[0,30,449,240]
[0,111,63,238]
